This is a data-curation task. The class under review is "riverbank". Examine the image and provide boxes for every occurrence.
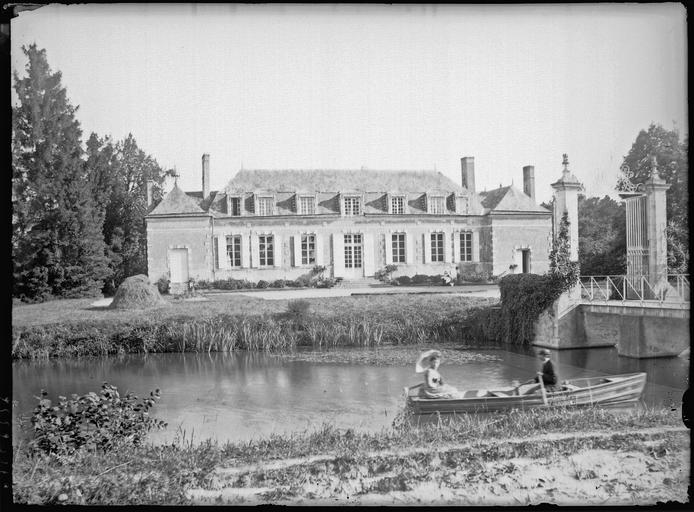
[12,293,499,359]
[12,406,688,505]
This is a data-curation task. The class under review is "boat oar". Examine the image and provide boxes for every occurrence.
[537,372,548,406]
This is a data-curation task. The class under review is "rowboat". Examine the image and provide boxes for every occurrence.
[405,372,647,415]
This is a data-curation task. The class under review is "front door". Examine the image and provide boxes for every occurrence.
[169,248,189,283]
[343,233,363,279]
[521,249,531,273]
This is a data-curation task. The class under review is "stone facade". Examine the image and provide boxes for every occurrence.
[145,155,552,286]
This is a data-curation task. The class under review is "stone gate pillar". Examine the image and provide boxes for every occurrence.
[550,153,583,262]
[643,155,670,281]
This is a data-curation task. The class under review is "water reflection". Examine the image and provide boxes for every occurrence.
[13,347,688,445]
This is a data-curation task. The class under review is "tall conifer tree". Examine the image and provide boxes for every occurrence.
[12,45,108,300]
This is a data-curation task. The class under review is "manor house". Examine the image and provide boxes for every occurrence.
[145,155,552,287]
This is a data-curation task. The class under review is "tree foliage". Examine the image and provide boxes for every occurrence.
[616,123,688,273]
[12,45,108,301]
[578,194,626,275]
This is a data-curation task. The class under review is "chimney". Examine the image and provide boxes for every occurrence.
[146,180,154,207]
[202,153,210,198]
[461,157,475,193]
[523,165,535,202]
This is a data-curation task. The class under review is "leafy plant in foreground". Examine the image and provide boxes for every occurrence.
[28,382,166,455]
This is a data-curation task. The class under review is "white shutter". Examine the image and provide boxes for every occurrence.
[293,235,302,267]
[250,233,260,268]
[452,230,460,263]
[240,234,250,268]
[273,234,282,267]
[405,232,414,264]
[385,232,393,265]
[363,233,375,276]
[424,232,431,264]
[443,231,452,263]
[315,234,324,266]
[218,235,228,270]
[472,231,480,263]
[332,233,345,277]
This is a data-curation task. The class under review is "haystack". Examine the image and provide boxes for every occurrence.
[109,274,169,309]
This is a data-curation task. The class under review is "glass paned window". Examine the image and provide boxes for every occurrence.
[431,232,444,262]
[299,196,315,215]
[301,234,316,265]
[344,233,363,268]
[429,196,445,214]
[344,197,362,216]
[392,233,406,263]
[229,197,241,216]
[259,235,274,266]
[391,196,405,214]
[226,235,242,267]
[460,232,472,262]
[257,197,273,216]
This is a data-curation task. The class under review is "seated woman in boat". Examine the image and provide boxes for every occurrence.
[516,348,559,395]
[415,349,460,398]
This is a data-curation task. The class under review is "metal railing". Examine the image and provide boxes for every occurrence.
[579,274,690,306]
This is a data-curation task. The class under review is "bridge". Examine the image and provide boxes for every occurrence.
[533,274,690,358]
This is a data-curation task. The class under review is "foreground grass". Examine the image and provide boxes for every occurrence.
[12,294,498,359]
[13,406,687,505]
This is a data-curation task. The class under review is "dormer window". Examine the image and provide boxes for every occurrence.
[228,196,241,216]
[390,196,405,215]
[256,196,274,216]
[343,196,362,216]
[299,196,316,215]
[428,195,446,214]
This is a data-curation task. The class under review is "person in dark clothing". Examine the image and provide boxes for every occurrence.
[516,349,559,395]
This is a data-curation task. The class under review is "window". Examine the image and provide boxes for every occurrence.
[214,237,219,269]
[344,196,362,216]
[429,196,445,214]
[226,235,242,267]
[460,232,472,262]
[301,234,316,265]
[299,196,315,215]
[257,197,273,216]
[392,233,406,263]
[229,197,241,216]
[344,233,362,268]
[431,232,444,262]
[391,196,405,214]
[259,235,274,266]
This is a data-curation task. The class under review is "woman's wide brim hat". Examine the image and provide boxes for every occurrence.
[415,349,442,373]
[538,348,551,356]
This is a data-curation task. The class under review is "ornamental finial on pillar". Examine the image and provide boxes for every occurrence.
[562,153,570,176]
[650,154,658,176]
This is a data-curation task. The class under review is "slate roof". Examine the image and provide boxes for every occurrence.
[478,185,550,213]
[224,169,465,194]
[148,183,207,215]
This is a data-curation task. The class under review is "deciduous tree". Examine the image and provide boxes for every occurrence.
[578,194,626,276]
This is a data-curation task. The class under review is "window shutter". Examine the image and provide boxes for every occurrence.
[273,234,282,267]
[315,234,324,266]
[384,232,393,265]
[472,231,480,262]
[293,235,302,267]
[443,231,452,263]
[405,232,414,264]
[424,232,431,264]
[332,233,345,277]
[363,233,375,276]
[218,235,228,270]
[250,233,260,268]
[241,234,250,268]
[453,230,460,263]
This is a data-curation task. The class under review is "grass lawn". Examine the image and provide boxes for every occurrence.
[12,292,498,328]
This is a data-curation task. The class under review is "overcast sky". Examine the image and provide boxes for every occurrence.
[11,3,687,203]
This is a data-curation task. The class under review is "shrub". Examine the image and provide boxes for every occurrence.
[156,274,170,295]
[257,280,270,289]
[311,265,327,278]
[395,275,412,286]
[270,279,287,289]
[457,270,491,283]
[28,383,166,455]
[110,275,168,310]
[316,277,336,288]
[411,274,429,285]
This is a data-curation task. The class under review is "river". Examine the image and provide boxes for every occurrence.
[12,346,688,445]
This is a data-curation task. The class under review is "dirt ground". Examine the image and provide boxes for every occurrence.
[186,426,690,506]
